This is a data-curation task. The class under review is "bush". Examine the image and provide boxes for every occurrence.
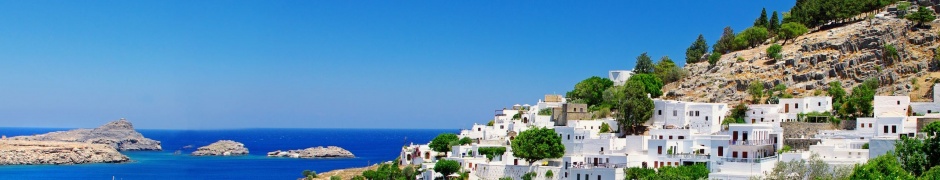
[302,170,317,178]
[708,53,722,66]
[766,44,783,60]
[330,175,341,180]
[599,122,611,133]
[521,172,537,180]
[545,170,554,179]
[538,108,552,116]
[458,137,473,145]
[862,143,869,149]
[477,147,507,161]
[907,6,937,27]
[778,22,808,44]
[486,120,494,126]
[499,177,513,180]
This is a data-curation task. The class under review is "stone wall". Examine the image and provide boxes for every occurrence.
[785,139,823,150]
[781,122,836,139]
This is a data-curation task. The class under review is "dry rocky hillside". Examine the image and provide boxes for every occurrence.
[666,17,940,104]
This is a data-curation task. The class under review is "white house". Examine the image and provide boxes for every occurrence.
[609,70,633,86]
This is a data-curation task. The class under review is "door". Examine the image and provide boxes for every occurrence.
[785,104,789,113]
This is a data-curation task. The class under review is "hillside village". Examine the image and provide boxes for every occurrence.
[355,1,940,180]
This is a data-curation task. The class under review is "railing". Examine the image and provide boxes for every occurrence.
[665,153,710,160]
[730,139,774,145]
[570,163,628,169]
[720,156,778,163]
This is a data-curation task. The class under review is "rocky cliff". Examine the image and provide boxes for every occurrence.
[667,17,940,103]
[191,140,249,156]
[0,139,130,165]
[268,146,355,158]
[10,119,162,151]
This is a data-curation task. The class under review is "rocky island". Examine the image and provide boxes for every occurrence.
[191,140,249,156]
[10,119,162,151]
[0,139,130,165]
[267,146,354,158]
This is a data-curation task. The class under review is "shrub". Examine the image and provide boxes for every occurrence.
[521,172,537,180]
[778,22,808,44]
[538,108,552,116]
[499,177,513,180]
[599,122,611,133]
[486,120,494,126]
[708,53,722,66]
[302,170,317,178]
[458,137,473,145]
[545,170,554,179]
[429,133,459,152]
[766,44,783,60]
[330,175,341,180]
[737,57,745,62]
[477,147,507,161]
[907,6,937,27]
[862,143,869,149]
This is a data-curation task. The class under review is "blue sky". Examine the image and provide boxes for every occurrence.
[0,0,795,129]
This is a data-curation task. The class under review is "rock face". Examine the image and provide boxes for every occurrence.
[0,139,130,165]
[10,119,162,151]
[666,17,940,103]
[267,146,354,158]
[191,140,249,156]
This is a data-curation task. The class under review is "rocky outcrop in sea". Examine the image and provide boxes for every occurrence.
[10,119,162,151]
[0,139,130,165]
[267,146,354,158]
[191,140,249,156]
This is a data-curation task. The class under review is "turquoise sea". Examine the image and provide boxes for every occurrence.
[0,128,454,180]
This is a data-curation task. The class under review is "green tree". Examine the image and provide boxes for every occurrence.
[768,11,781,34]
[778,22,808,44]
[477,147,506,161]
[429,133,459,153]
[755,8,768,28]
[766,44,783,60]
[737,26,769,49]
[634,52,655,74]
[599,122,611,133]
[624,167,656,180]
[402,166,416,180]
[896,136,928,176]
[566,76,614,107]
[618,80,654,135]
[433,159,460,179]
[686,34,709,63]
[843,79,878,118]
[510,127,565,164]
[655,56,684,84]
[748,80,765,103]
[458,137,473,145]
[908,6,937,27]
[922,166,940,180]
[628,74,664,98]
[713,26,735,54]
[849,152,914,180]
[708,53,722,66]
[656,164,709,180]
[351,175,366,180]
[545,170,554,179]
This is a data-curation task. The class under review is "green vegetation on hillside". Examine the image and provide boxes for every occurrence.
[685,34,709,63]
[785,0,898,28]
[624,164,708,180]
[429,133,459,153]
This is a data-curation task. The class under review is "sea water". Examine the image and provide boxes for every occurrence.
[0,128,454,180]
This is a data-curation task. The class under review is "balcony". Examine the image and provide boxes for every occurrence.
[570,163,629,169]
[495,110,505,116]
[729,139,774,146]
[665,153,710,160]
[720,155,778,163]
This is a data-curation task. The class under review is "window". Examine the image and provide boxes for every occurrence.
[892,125,897,133]
[658,146,662,154]
[761,118,764,122]
[795,104,799,109]
[678,136,685,139]
[658,110,662,115]
[884,126,889,133]
[477,128,481,131]
[673,110,677,116]
[577,174,580,180]
[743,152,748,158]
[706,116,709,121]
[818,102,822,106]
[659,135,663,139]
[898,101,901,105]
[654,161,658,168]
[568,134,570,140]
[718,146,724,156]
[733,151,738,158]
[598,175,601,180]
[696,111,700,116]
[669,135,674,139]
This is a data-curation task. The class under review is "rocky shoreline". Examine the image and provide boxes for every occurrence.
[0,139,130,165]
[267,146,354,158]
[192,140,249,156]
[10,119,162,151]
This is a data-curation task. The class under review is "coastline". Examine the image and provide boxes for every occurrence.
[308,163,381,180]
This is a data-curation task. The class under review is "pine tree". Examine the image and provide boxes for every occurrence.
[768,11,780,34]
[634,52,655,74]
[713,26,735,54]
[685,34,708,63]
[754,8,768,28]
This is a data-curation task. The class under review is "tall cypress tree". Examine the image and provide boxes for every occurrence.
[754,8,768,28]
[769,11,780,34]
[713,26,735,54]
[634,52,655,74]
